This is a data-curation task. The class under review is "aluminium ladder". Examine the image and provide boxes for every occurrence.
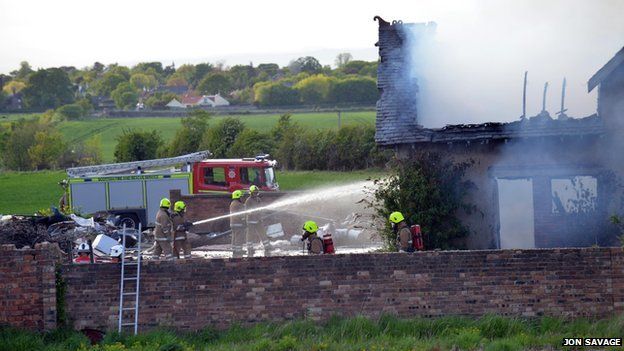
[118,224,143,334]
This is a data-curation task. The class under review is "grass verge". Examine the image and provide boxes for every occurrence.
[1,314,623,351]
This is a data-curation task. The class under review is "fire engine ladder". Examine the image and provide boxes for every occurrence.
[67,150,211,177]
[118,224,143,335]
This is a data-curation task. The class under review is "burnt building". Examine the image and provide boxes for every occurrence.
[375,17,624,249]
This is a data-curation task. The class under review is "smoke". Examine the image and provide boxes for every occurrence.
[402,0,624,127]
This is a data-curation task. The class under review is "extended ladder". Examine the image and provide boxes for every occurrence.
[118,224,143,334]
[67,150,211,177]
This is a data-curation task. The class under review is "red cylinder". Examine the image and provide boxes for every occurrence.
[410,225,424,251]
[322,233,335,254]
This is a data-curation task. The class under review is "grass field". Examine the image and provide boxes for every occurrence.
[58,111,374,162]
[0,169,384,214]
[0,113,39,124]
[2,314,623,351]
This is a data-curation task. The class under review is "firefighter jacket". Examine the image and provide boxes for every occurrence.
[244,195,263,226]
[396,223,413,252]
[154,208,173,241]
[171,211,188,240]
[230,199,245,228]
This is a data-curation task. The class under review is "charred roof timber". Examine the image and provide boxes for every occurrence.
[374,18,624,146]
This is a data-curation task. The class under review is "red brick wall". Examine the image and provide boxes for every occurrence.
[0,243,61,331]
[61,247,624,332]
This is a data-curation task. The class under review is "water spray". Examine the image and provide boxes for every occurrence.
[192,181,374,226]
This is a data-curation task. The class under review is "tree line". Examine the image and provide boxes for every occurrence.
[0,54,378,113]
[114,111,391,171]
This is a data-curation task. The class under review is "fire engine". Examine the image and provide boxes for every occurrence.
[65,151,278,228]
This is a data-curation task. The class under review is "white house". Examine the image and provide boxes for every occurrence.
[166,93,230,109]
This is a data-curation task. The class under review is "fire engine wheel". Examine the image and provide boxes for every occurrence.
[118,214,139,229]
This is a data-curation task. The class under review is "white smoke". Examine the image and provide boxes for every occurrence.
[402,0,624,127]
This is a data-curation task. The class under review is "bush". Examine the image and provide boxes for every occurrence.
[55,103,85,120]
[200,117,245,158]
[114,129,163,162]
[165,110,210,156]
[294,74,335,105]
[367,152,476,250]
[253,82,299,107]
[229,129,274,158]
[329,77,378,104]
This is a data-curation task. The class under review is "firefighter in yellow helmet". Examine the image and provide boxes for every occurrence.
[244,185,271,257]
[230,190,245,258]
[389,211,414,252]
[301,220,323,254]
[172,201,192,259]
[152,198,174,260]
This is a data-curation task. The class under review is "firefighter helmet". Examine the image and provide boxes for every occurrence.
[77,242,90,253]
[174,201,186,212]
[160,198,171,208]
[389,211,405,224]
[249,185,259,194]
[302,220,318,233]
[232,190,243,199]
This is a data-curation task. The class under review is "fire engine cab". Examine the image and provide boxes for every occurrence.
[65,151,278,228]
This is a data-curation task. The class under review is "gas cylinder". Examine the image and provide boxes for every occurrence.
[410,224,424,251]
[322,232,335,254]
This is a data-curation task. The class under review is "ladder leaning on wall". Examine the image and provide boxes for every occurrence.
[118,224,143,335]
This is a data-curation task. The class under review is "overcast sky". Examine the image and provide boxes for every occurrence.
[1,0,623,121]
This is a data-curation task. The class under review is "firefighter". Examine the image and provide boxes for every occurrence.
[389,211,414,252]
[152,198,174,260]
[244,185,271,257]
[172,201,192,259]
[301,220,323,254]
[230,190,245,258]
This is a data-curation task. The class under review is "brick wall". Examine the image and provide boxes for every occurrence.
[61,247,624,332]
[0,243,61,331]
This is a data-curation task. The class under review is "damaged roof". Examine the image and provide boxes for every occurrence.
[409,114,605,144]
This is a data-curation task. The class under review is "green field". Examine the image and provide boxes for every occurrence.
[2,314,623,351]
[0,113,40,124]
[58,111,374,162]
[0,169,384,214]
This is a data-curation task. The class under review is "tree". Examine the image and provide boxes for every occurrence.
[165,110,211,156]
[289,56,322,75]
[329,77,378,104]
[294,74,335,104]
[130,73,157,90]
[10,61,34,79]
[257,63,279,77]
[2,119,59,170]
[197,72,232,95]
[96,72,127,97]
[229,64,256,90]
[166,76,188,87]
[111,82,138,109]
[92,62,105,73]
[22,68,75,109]
[191,63,214,86]
[253,82,299,106]
[27,131,66,170]
[2,80,26,95]
[335,53,353,68]
[271,114,302,170]
[200,117,245,158]
[229,129,274,158]
[367,153,476,250]
[114,130,163,162]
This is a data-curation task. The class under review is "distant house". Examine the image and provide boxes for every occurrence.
[166,98,186,109]
[167,93,230,109]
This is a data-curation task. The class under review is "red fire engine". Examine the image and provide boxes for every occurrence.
[65,151,278,227]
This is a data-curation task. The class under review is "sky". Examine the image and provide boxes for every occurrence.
[1,0,623,122]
